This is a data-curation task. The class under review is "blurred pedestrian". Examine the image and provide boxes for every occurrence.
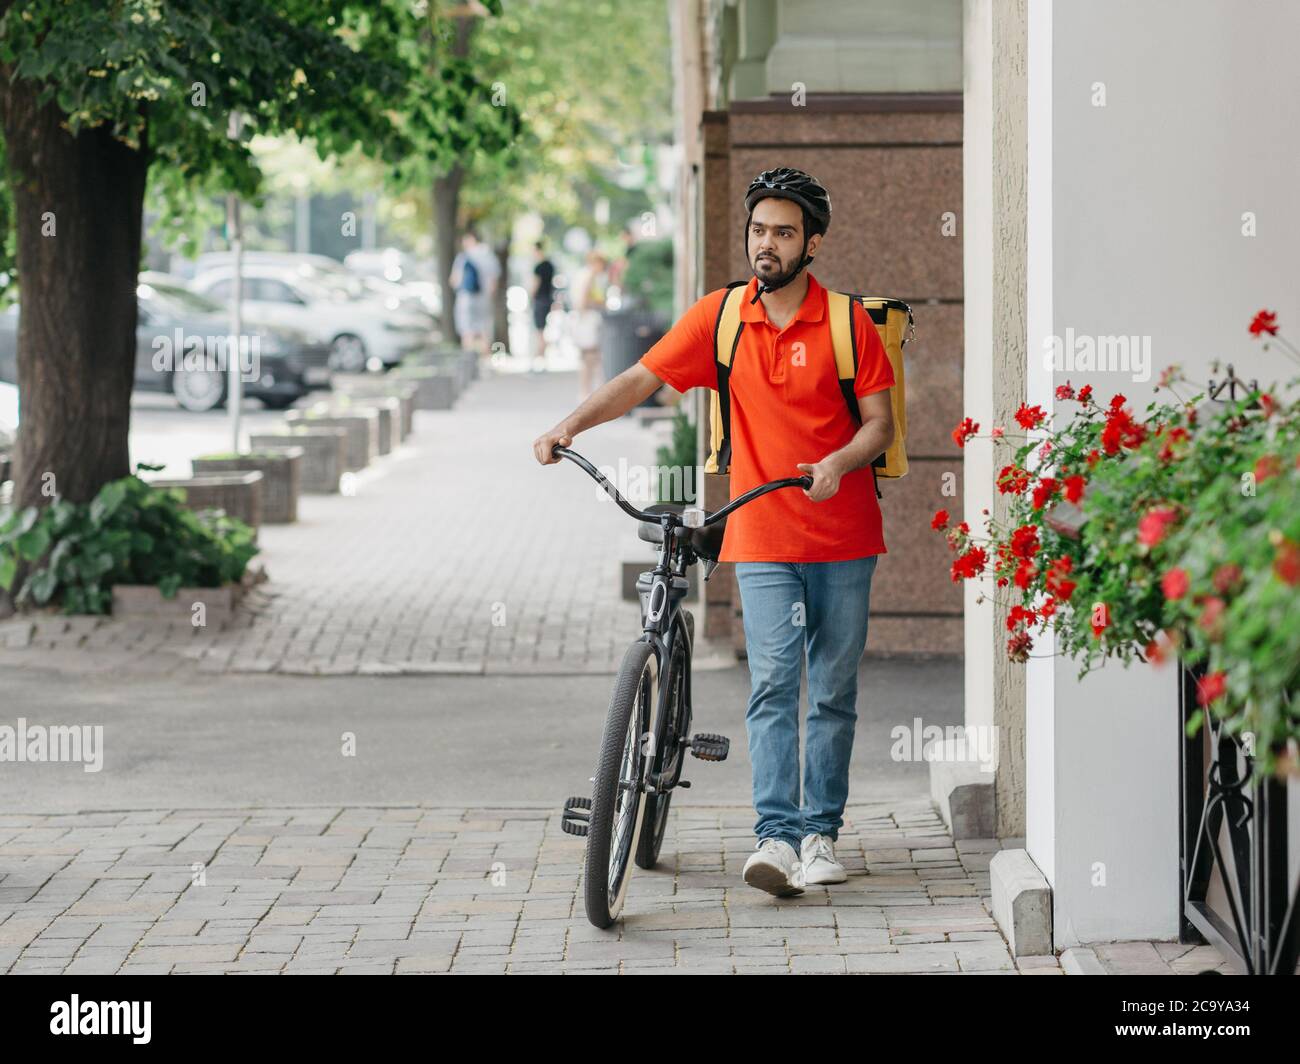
[530,241,556,372]
[450,229,499,363]
[569,250,608,400]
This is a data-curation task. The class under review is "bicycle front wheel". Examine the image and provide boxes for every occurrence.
[583,640,655,928]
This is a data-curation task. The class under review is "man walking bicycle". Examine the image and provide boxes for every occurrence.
[533,168,895,898]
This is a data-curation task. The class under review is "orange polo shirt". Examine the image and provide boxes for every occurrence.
[639,273,894,563]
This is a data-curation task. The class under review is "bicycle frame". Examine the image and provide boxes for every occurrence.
[553,445,811,794]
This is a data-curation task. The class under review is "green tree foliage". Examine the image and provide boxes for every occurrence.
[0,0,521,288]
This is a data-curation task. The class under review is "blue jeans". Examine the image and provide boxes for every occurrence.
[735,555,878,854]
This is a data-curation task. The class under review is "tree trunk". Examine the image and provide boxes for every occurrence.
[0,77,148,512]
[433,165,462,343]
[429,11,476,346]
[492,235,509,352]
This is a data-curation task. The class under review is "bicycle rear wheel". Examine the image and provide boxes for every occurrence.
[583,639,655,928]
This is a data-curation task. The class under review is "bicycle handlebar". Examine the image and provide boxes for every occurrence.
[551,445,812,528]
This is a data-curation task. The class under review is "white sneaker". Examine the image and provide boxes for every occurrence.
[801,833,847,885]
[742,839,805,897]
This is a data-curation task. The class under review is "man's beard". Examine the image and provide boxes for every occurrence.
[750,249,803,289]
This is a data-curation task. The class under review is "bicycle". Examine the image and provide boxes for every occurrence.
[554,445,812,928]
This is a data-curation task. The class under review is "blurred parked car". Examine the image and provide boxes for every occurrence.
[189,261,432,372]
[196,250,437,324]
[344,248,442,317]
[0,281,333,413]
[139,273,333,410]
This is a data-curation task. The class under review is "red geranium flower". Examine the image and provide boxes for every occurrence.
[997,464,1031,495]
[1249,310,1279,337]
[1043,557,1076,600]
[1006,604,1038,632]
[1013,559,1037,590]
[1055,383,1075,401]
[1014,403,1047,430]
[1007,631,1033,662]
[1137,506,1180,548]
[1161,567,1190,600]
[1085,448,1101,468]
[1010,524,1041,560]
[1212,564,1242,594]
[1198,596,1226,638]
[1031,477,1059,510]
[1275,539,1300,586]
[1255,454,1281,483]
[1077,384,1093,403]
[931,509,950,530]
[1101,403,1146,455]
[1157,426,1189,463]
[1090,603,1109,637]
[950,546,988,582]
[1196,671,1227,706]
[952,417,979,448]
[1063,474,1086,503]
[1109,393,1127,411]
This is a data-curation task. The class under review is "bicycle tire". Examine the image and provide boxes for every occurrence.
[637,619,690,870]
[584,639,655,928]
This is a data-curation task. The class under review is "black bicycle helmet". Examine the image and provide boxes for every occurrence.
[745,167,832,236]
[743,167,832,301]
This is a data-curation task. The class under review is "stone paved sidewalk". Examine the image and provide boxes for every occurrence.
[0,370,703,678]
[0,798,1231,975]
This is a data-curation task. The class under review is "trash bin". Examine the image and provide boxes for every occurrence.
[600,310,665,405]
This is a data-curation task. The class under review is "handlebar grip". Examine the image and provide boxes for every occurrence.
[798,474,813,489]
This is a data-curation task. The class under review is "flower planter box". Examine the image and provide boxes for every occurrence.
[192,448,302,524]
[332,378,417,440]
[393,365,458,410]
[147,471,264,541]
[338,396,400,455]
[248,429,345,494]
[111,582,244,625]
[284,409,378,472]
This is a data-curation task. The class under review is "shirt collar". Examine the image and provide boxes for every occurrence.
[738,271,826,325]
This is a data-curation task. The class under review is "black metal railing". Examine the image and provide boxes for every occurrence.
[1179,659,1300,974]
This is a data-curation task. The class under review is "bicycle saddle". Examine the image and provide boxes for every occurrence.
[636,503,725,561]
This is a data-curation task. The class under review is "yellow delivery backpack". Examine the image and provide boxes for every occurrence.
[703,283,913,497]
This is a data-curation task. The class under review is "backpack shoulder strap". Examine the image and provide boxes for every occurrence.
[826,290,863,427]
[827,290,883,498]
[709,282,748,473]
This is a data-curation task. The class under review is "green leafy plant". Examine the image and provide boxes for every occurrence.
[935,311,1300,776]
[621,238,674,321]
[0,467,258,614]
[655,408,697,506]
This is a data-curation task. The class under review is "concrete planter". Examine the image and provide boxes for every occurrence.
[192,449,302,524]
[393,365,458,410]
[112,582,244,625]
[332,378,417,440]
[284,409,378,472]
[249,429,345,494]
[148,471,264,541]
[340,396,400,455]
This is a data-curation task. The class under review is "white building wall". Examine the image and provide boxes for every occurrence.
[1034,0,1300,945]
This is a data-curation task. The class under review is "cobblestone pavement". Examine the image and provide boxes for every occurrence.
[0,799,1232,975]
[0,370,696,678]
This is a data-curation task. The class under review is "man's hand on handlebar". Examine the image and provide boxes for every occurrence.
[533,426,573,465]
[795,458,844,503]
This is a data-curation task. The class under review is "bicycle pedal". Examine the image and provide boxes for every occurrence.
[561,796,592,837]
[689,733,729,762]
